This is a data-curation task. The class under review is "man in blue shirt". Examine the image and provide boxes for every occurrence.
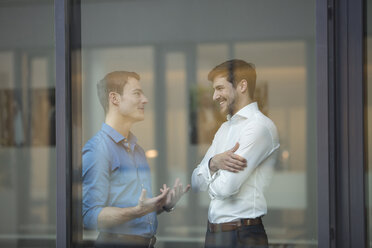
[82,71,190,248]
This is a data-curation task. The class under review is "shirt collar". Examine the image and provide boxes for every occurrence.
[227,102,258,121]
[101,123,138,146]
[126,132,138,151]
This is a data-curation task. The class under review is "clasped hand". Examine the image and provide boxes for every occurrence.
[209,142,247,173]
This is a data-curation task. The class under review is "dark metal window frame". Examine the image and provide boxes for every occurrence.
[55,0,71,247]
[56,0,366,247]
[56,0,81,247]
[317,0,366,247]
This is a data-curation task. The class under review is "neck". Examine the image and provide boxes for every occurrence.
[105,111,133,138]
[232,97,254,115]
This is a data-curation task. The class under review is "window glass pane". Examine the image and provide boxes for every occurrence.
[76,1,316,247]
[0,1,56,247]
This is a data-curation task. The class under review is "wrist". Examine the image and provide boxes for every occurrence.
[134,204,146,217]
[208,157,217,172]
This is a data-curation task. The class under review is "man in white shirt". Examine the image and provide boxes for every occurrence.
[192,59,280,248]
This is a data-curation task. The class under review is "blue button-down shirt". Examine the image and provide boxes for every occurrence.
[82,123,157,237]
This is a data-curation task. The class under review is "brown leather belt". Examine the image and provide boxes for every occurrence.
[208,217,262,233]
[98,232,156,247]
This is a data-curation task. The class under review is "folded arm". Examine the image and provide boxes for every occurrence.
[208,125,274,199]
[191,131,247,192]
[208,142,247,176]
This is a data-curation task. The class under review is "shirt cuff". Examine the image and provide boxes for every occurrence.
[197,157,219,183]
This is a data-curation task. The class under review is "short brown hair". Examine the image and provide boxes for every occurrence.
[208,59,256,99]
[97,71,140,113]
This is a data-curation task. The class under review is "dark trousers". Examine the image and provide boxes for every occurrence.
[95,233,155,248]
[95,243,151,248]
[204,223,269,248]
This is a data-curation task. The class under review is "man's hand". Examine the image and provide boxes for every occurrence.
[161,178,191,211]
[209,142,247,174]
[137,184,169,216]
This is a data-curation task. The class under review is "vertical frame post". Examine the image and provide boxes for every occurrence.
[347,0,366,245]
[56,0,81,247]
[333,0,366,246]
[317,0,335,246]
[55,0,72,247]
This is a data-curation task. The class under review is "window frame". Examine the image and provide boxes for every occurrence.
[55,0,367,247]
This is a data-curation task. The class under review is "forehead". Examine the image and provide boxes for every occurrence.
[123,77,141,91]
[212,76,230,88]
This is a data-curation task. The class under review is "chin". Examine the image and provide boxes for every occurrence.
[219,111,227,116]
[133,115,145,122]
[219,108,227,115]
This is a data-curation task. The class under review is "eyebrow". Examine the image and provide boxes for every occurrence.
[132,89,144,93]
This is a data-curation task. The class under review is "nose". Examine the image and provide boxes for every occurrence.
[213,90,219,101]
[142,95,148,104]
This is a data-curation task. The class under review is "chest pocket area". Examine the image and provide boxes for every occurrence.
[110,162,138,185]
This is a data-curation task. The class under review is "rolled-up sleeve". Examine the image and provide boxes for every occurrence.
[208,123,275,199]
[82,145,110,229]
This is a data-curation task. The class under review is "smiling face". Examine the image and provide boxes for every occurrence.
[117,77,148,123]
[212,76,238,116]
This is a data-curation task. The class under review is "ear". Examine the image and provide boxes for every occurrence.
[238,79,248,93]
[109,92,120,105]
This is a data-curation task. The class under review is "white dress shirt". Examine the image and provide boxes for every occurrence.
[192,102,280,224]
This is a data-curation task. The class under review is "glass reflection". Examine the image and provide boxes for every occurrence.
[78,0,316,247]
